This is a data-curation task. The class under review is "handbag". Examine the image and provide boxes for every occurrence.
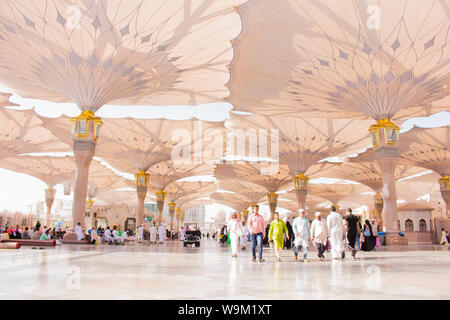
[363,226,371,237]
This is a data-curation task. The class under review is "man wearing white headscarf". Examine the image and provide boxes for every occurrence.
[227,212,242,257]
[158,224,166,244]
[327,206,345,259]
[311,212,328,260]
[137,225,144,243]
[292,209,310,262]
[240,221,249,250]
[149,224,157,243]
[74,222,83,241]
[104,226,113,244]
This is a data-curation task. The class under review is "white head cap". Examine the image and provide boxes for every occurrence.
[315,212,321,217]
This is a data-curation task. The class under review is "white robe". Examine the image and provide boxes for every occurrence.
[227,219,242,254]
[112,230,122,243]
[74,225,83,241]
[441,231,448,245]
[150,226,157,242]
[137,226,144,242]
[311,219,328,245]
[240,225,249,247]
[179,228,185,241]
[104,229,113,242]
[327,212,344,258]
[158,226,165,243]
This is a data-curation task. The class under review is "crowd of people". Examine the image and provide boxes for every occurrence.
[1,220,66,243]
[221,205,381,263]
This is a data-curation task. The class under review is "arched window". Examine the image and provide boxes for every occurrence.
[405,219,414,231]
[419,219,427,231]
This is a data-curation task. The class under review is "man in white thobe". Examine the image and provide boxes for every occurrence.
[137,225,144,243]
[158,225,166,244]
[104,227,113,244]
[327,206,345,259]
[240,221,249,250]
[149,224,157,243]
[74,223,83,241]
[112,227,123,244]
[227,213,242,257]
[179,227,185,241]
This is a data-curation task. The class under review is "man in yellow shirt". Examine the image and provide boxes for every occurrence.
[269,212,289,261]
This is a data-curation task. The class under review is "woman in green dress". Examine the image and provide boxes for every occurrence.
[269,213,289,261]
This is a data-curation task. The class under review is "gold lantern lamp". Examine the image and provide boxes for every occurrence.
[156,190,166,202]
[293,173,309,190]
[70,110,103,141]
[439,176,450,192]
[368,119,400,148]
[168,201,176,211]
[86,199,94,209]
[135,170,150,187]
[268,192,278,205]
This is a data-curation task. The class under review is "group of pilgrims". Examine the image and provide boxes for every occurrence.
[225,205,379,262]
[77,223,169,245]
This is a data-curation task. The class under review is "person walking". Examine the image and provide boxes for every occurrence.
[311,212,328,260]
[74,222,83,241]
[240,221,249,250]
[137,225,144,243]
[292,209,310,262]
[149,224,157,244]
[227,212,243,258]
[268,212,289,261]
[327,206,345,259]
[361,220,376,251]
[247,205,266,263]
[344,208,360,260]
[370,218,380,249]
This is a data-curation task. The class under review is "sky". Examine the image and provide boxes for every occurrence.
[0,90,449,216]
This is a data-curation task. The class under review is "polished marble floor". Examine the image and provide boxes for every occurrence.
[0,239,449,299]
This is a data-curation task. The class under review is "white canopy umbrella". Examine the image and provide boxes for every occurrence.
[0,0,247,226]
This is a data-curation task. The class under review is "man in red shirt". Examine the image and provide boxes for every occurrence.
[247,205,266,262]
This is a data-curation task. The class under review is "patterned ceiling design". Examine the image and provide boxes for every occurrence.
[399,125,450,176]
[228,0,449,120]
[226,113,372,174]
[0,0,246,111]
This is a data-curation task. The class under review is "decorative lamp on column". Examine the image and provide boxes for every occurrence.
[70,110,103,141]
[242,208,249,221]
[268,192,278,221]
[439,176,450,192]
[293,173,309,209]
[168,201,176,231]
[86,199,94,209]
[135,170,150,226]
[439,176,450,216]
[368,119,400,149]
[135,170,150,188]
[69,110,103,229]
[293,173,309,190]
[369,119,405,244]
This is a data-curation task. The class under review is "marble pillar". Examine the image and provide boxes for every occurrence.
[72,140,95,228]
[45,188,56,226]
[136,186,147,226]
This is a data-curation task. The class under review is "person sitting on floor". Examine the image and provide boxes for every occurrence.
[21,227,31,239]
[112,226,123,245]
[40,230,50,240]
